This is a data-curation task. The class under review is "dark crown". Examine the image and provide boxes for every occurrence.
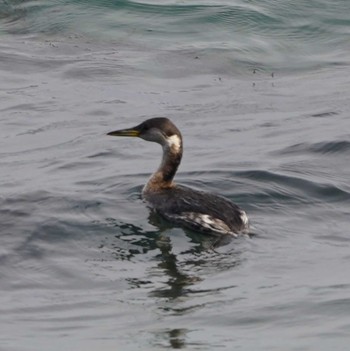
[136,118,182,138]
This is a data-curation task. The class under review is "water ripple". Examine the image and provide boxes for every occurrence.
[2,0,350,71]
[279,140,350,155]
[237,169,350,206]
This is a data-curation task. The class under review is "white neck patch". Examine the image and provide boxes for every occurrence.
[166,134,181,152]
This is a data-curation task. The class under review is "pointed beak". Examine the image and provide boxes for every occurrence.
[107,128,140,137]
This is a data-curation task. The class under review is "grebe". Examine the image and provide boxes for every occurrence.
[107,118,249,236]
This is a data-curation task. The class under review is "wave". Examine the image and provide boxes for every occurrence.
[1,0,350,72]
[180,168,350,211]
[279,140,350,156]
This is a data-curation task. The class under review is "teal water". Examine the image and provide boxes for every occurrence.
[2,0,350,72]
[1,1,350,350]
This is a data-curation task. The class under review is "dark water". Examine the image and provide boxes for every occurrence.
[1,1,350,350]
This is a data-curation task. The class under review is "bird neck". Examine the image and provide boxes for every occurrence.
[143,140,183,193]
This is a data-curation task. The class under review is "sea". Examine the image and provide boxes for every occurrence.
[1,1,350,350]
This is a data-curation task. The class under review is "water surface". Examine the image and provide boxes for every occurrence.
[1,1,350,350]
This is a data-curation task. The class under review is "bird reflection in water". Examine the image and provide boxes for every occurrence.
[103,215,242,349]
[152,328,190,349]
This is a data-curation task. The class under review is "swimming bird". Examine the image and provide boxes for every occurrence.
[107,118,249,236]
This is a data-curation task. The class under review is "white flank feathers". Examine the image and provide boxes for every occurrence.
[239,210,249,227]
[175,212,238,236]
